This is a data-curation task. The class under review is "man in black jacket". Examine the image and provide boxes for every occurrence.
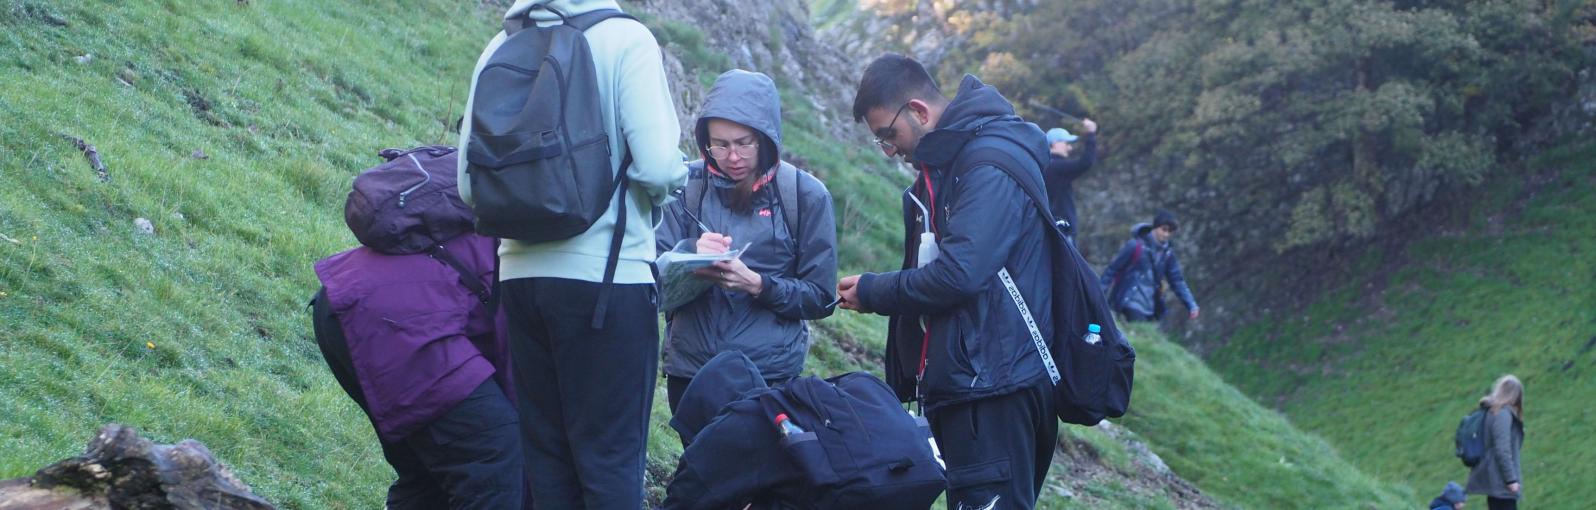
[1042,121,1097,242]
[837,53,1058,510]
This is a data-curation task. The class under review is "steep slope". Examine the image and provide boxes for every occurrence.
[1205,142,1596,508]
[3,1,1409,508]
[0,0,499,506]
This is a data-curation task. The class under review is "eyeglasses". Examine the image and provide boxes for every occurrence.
[706,141,759,161]
[872,102,913,152]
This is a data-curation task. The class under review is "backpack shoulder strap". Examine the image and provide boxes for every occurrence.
[427,244,490,305]
[684,161,709,221]
[955,141,1056,237]
[776,162,802,255]
[564,9,638,31]
[504,7,636,34]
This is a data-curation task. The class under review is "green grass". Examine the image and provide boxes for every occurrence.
[0,1,1415,509]
[1208,141,1596,508]
[1116,324,1411,508]
[0,0,495,507]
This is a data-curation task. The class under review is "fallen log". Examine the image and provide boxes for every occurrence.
[0,424,275,510]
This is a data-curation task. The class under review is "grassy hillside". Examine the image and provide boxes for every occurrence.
[1207,141,1596,507]
[1113,324,1410,508]
[0,0,495,507]
[2,1,1409,509]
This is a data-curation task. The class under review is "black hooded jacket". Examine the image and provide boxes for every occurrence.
[856,75,1055,413]
[1042,132,1096,236]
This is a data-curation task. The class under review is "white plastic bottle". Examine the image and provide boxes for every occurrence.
[1083,323,1102,345]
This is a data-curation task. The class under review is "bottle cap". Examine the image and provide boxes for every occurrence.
[1087,324,1101,333]
[774,413,789,424]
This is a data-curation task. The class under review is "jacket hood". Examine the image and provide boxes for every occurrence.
[913,75,1048,171]
[1132,222,1154,238]
[694,70,783,174]
[507,0,621,22]
[668,351,768,444]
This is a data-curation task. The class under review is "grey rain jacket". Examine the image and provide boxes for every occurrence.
[657,70,838,381]
[858,75,1055,413]
[1466,407,1524,500]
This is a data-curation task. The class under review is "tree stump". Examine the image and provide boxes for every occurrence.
[0,424,275,510]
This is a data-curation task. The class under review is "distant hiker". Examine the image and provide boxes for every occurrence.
[1430,481,1468,510]
[1099,209,1199,322]
[312,147,523,509]
[1467,375,1525,510]
[656,69,839,415]
[837,53,1060,510]
[1041,119,1098,242]
[456,0,686,507]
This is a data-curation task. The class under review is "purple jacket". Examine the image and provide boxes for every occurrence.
[314,233,510,443]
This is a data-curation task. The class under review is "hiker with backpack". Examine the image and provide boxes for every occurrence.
[1042,119,1098,243]
[656,69,839,414]
[1099,210,1199,322]
[455,1,686,508]
[312,146,524,509]
[1466,375,1525,509]
[834,53,1065,510]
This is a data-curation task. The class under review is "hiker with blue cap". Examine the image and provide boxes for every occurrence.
[1042,118,1098,243]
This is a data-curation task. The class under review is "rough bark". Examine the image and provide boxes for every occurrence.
[0,424,274,510]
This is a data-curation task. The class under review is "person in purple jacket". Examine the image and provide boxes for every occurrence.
[312,231,524,509]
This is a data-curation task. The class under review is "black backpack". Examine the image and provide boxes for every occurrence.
[464,7,636,326]
[1455,407,1488,467]
[956,135,1136,426]
[758,373,946,509]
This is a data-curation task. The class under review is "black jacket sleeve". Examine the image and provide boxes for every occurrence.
[1045,132,1096,183]
[752,175,838,320]
[856,165,1030,316]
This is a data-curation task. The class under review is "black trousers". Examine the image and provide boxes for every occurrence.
[1488,496,1518,510]
[384,380,526,510]
[502,277,659,510]
[666,374,792,415]
[929,381,1057,510]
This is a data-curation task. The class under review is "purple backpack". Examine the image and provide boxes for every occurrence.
[344,145,475,255]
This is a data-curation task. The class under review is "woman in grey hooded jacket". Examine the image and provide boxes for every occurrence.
[1467,374,1525,510]
[656,70,838,413]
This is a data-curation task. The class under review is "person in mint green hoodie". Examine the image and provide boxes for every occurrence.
[456,1,686,508]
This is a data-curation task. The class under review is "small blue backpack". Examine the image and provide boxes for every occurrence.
[1455,407,1488,467]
